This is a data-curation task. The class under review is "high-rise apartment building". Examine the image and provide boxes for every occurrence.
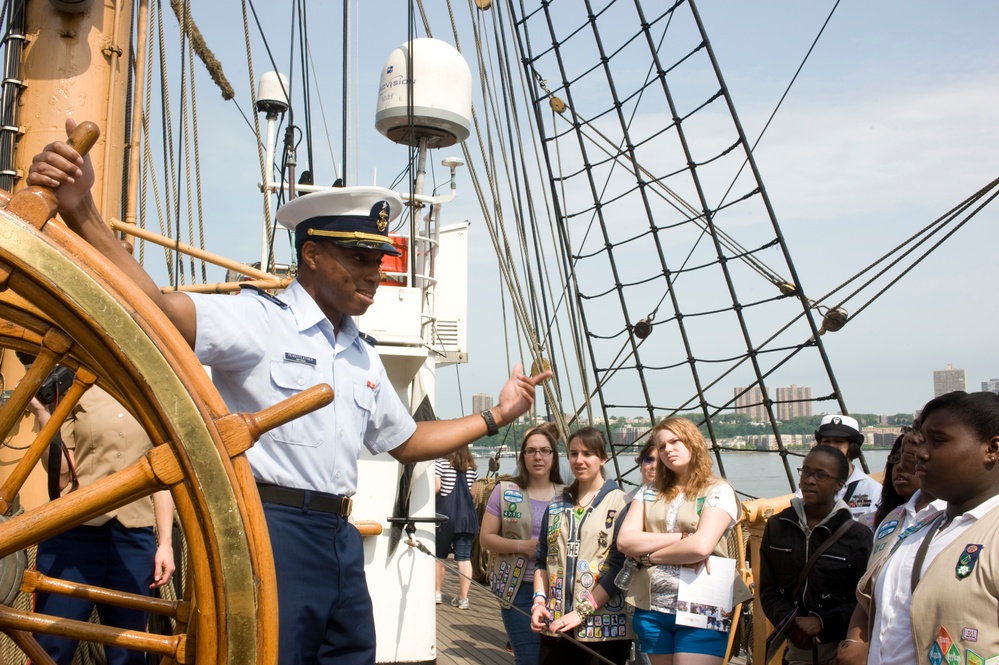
[734,386,767,422]
[734,385,813,421]
[983,379,999,395]
[471,393,494,414]
[775,385,813,419]
[933,364,966,397]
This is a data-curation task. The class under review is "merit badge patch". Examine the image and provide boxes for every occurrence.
[956,544,983,579]
[965,650,983,665]
[962,627,979,643]
[934,627,955,657]
[503,489,524,504]
[928,641,944,665]
[605,510,617,529]
[877,519,899,541]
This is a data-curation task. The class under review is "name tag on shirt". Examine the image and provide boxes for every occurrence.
[284,352,317,366]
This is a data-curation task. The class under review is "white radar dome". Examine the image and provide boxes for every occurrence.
[375,38,471,148]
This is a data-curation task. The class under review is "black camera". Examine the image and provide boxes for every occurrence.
[15,352,76,406]
[36,367,76,406]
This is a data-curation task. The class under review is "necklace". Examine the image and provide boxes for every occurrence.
[573,489,597,518]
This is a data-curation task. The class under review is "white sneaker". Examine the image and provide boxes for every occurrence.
[451,596,469,610]
[435,592,442,604]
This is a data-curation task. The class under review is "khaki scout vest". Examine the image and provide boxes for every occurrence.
[626,480,738,611]
[488,481,564,607]
[542,485,634,642]
[909,505,999,665]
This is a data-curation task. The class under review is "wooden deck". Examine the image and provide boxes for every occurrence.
[437,573,513,664]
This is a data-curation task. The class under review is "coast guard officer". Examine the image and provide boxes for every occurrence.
[28,119,551,665]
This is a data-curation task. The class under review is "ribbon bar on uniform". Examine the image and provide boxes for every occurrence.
[256,483,353,517]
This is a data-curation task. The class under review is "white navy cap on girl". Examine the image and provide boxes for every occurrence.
[277,186,404,256]
[815,414,864,444]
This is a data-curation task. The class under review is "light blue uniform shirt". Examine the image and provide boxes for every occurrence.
[189,280,417,495]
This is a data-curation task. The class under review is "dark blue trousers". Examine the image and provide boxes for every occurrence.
[263,502,376,665]
[34,519,156,665]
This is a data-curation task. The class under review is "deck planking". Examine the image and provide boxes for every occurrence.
[437,573,513,664]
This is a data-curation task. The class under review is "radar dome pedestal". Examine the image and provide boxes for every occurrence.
[376,38,471,148]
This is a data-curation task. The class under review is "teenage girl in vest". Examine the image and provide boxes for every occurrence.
[839,391,999,665]
[616,417,741,665]
[481,426,565,665]
[530,427,634,665]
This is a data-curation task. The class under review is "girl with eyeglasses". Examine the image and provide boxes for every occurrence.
[480,426,565,665]
[759,445,873,664]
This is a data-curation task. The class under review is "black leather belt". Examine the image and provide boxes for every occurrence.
[256,484,353,517]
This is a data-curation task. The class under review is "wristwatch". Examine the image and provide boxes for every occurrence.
[640,553,653,567]
[480,408,499,436]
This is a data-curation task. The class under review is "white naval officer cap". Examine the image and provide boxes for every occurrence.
[277,186,404,256]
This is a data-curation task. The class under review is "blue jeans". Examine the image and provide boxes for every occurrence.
[500,583,539,665]
[34,520,156,665]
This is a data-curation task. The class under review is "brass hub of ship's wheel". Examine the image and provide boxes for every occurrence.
[0,172,327,662]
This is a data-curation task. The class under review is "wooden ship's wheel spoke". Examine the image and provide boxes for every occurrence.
[0,126,327,663]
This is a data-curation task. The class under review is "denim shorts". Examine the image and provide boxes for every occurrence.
[435,532,475,561]
[633,608,728,657]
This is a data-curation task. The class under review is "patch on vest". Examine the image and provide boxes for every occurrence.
[956,544,983,579]
[962,627,979,643]
[504,489,524,503]
[928,626,962,665]
[877,519,899,541]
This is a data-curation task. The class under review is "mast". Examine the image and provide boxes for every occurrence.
[12,2,132,222]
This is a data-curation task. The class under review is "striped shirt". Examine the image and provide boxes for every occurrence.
[435,458,478,497]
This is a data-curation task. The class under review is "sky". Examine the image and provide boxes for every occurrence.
[132,0,998,421]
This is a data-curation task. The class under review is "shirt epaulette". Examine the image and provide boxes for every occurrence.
[239,284,289,309]
[358,331,378,346]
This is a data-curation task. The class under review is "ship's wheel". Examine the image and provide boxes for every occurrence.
[0,129,327,664]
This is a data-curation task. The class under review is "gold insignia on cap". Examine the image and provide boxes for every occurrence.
[377,203,389,232]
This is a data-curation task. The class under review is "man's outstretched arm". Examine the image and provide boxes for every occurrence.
[389,363,551,463]
[27,119,197,347]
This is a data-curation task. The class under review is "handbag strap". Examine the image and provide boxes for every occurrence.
[792,515,855,597]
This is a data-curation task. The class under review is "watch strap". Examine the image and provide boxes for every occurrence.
[480,408,499,436]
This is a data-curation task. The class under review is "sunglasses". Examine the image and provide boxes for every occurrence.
[641,456,656,465]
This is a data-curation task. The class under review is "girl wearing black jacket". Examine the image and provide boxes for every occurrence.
[759,445,873,665]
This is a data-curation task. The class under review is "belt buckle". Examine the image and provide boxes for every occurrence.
[342,496,353,517]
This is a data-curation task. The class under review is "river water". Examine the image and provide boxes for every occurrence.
[478,448,891,501]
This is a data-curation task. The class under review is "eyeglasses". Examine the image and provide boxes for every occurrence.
[524,448,553,457]
[641,456,656,465]
[797,467,840,482]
